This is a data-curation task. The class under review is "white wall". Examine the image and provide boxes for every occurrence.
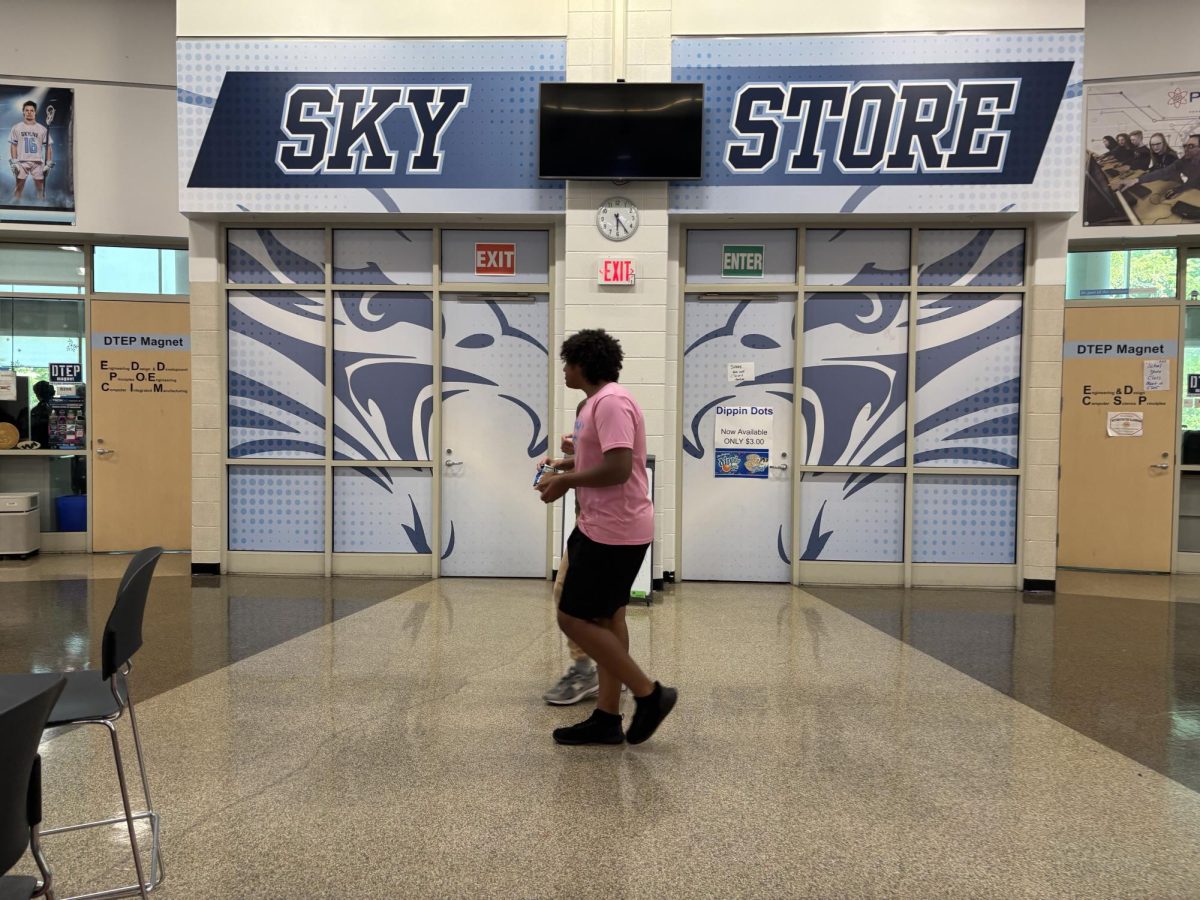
[1084,0,1196,82]
[0,0,184,240]
[673,0,1084,34]
[3,0,175,86]
[177,0,567,37]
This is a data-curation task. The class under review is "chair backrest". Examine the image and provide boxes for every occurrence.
[0,675,65,876]
[101,547,164,681]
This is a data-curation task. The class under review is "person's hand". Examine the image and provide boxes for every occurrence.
[8,161,17,177]
[1116,177,1136,190]
[535,472,569,504]
[44,160,53,171]
[559,433,575,455]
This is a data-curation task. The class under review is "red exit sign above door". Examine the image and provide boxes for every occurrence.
[598,259,635,285]
[475,243,516,276]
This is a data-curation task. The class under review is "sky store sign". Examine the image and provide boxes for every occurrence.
[670,32,1083,214]
[177,39,566,214]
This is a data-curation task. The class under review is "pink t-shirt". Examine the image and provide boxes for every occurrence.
[573,382,653,546]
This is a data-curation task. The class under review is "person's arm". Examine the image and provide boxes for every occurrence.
[1136,158,1182,184]
[536,397,636,502]
[559,448,632,488]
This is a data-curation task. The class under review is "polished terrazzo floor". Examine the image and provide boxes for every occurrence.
[3,558,1200,898]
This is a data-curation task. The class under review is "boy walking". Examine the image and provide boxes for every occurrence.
[535,329,677,745]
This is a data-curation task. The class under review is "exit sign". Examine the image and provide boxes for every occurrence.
[475,243,516,276]
[598,259,636,285]
[722,244,765,278]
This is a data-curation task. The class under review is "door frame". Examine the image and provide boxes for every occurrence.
[676,221,1035,589]
[0,237,189,553]
[217,223,557,577]
[1063,239,1200,574]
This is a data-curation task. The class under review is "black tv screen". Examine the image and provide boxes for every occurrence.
[539,82,703,181]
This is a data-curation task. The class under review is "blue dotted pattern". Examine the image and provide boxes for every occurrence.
[229,466,325,552]
[799,473,904,562]
[669,33,1083,214]
[918,229,1025,287]
[177,40,566,214]
[333,468,431,553]
[912,475,1017,564]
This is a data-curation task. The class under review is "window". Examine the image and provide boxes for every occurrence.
[93,246,188,294]
[1066,248,1178,300]
[0,243,84,294]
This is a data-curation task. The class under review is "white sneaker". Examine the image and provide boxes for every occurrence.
[543,666,599,705]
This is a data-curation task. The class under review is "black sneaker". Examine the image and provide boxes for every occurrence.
[626,683,677,745]
[552,710,625,745]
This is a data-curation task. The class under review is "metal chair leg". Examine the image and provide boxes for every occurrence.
[123,696,163,886]
[43,716,159,900]
[30,824,54,899]
[104,721,149,900]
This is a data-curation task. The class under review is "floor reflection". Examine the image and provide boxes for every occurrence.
[0,574,427,702]
[808,584,1200,793]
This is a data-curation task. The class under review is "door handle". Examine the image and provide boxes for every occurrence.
[445,459,463,467]
[96,448,114,456]
[1151,463,1169,469]
[769,463,788,471]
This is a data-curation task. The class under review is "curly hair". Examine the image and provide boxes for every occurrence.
[560,329,623,384]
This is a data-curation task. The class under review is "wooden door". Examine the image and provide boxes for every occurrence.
[1058,306,1178,571]
[90,300,191,551]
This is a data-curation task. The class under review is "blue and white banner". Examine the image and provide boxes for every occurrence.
[671,32,1083,214]
[178,40,565,215]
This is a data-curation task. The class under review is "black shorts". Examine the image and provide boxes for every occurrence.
[559,527,650,622]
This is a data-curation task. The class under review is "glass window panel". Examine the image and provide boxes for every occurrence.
[0,456,84,532]
[334,467,433,552]
[918,229,1025,287]
[0,243,84,291]
[93,246,188,295]
[805,229,909,286]
[1,284,82,295]
[440,230,549,283]
[912,475,1018,564]
[227,229,325,285]
[228,466,324,551]
[334,292,433,461]
[0,297,85,424]
[1182,307,1200,435]
[227,291,325,459]
[915,293,1022,468]
[1186,255,1200,304]
[685,229,797,284]
[802,292,907,466]
[1066,248,1177,300]
[1179,472,1200,552]
[333,230,433,285]
[798,472,904,562]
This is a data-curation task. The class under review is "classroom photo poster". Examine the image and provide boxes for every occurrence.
[1083,76,1200,227]
[1,85,75,225]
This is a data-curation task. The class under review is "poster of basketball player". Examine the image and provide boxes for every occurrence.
[1,85,74,225]
[1083,76,1200,227]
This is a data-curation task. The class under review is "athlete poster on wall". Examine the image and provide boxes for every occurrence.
[1083,76,1200,227]
[0,85,75,225]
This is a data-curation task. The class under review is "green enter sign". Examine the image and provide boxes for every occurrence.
[722,245,765,278]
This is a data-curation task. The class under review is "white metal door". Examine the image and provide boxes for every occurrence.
[681,296,795,582]
[440,294,549,576]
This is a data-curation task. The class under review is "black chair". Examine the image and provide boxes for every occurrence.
[40,547,164,900]
[0,673,67,900]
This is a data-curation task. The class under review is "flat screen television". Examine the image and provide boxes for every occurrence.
[539,82,703,181]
